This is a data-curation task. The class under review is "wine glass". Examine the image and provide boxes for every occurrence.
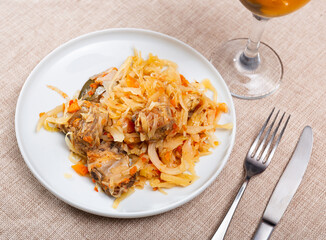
[211,0,310,99]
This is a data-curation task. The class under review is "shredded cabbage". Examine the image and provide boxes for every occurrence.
[37,50,232,208]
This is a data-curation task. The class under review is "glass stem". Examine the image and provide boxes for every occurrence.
[240,14,269,70]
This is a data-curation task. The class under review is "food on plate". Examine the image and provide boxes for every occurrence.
[37,51,231,208]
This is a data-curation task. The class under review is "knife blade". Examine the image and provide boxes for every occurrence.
[253,126,313,240]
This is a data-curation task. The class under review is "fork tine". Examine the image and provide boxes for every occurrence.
[248,108,275,156]
[264,114,291,166]
[260,112,285,162]
[254,110,280,160]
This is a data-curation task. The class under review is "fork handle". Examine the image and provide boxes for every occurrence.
[211,178,249,240]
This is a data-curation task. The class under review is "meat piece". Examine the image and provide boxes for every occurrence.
[59,102,108,155]
[87,142,136,197]
[133,95,175,141]
[133,106,175,140]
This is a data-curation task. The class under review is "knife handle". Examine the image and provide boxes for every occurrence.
[252,220,275,240]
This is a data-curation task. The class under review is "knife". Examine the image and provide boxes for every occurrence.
[252,126,313,240]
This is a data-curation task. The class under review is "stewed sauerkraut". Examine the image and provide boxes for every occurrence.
[37,50,231,208]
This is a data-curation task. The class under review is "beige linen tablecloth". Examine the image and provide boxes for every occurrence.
[1,0,325,239]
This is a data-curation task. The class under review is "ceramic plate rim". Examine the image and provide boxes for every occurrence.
[15,28,236,218]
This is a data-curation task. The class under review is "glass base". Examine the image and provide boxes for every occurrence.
[211,38,283,100]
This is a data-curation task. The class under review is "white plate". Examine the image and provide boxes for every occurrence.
[15,28,236,218]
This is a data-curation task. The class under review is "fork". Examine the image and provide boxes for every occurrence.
[211,108,290,240]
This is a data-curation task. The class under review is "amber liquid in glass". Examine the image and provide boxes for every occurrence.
[240,0,310,18]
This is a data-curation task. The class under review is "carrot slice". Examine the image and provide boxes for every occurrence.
[82,136,93,144]
[72,164,89,176]
[218,103,228,113]
[67,99,80,113]
[180,74,189,87]
[126,75,139,88]
[129,166,138,175]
